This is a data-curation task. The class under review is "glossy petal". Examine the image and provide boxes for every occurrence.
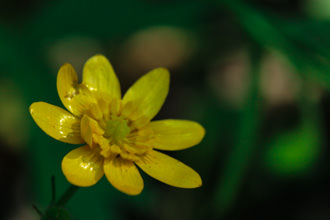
[150,120,205,151]
[82,54,121,99]
[57,63,96,116]
[104,157,144,195]
[136,150,202,188]
[123,68,169,120]
[29,102,83,144]
[80,115,104,146]
[62,146,104,187]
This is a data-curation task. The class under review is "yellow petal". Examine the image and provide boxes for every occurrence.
[62,146,104,187]
[150,120,205,151]
[136,150,202,188]
[82,54,121,99]
[80,114,104,146]
[29,102,83,144]
[104,157,144,195]
[57,63,96,116]
[123,68,169,120]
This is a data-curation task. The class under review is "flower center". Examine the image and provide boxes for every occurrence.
[81,99,154,162]
[104,116,130,143]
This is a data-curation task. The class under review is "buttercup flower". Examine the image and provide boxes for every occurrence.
[29,55,205,195]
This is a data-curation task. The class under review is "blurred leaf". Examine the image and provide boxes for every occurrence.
[304,0,330,19]
[264,122,321,177]
[220,0,330,89]
[277,20,330,58]
[213,46,262,217]
[274,19,330,87]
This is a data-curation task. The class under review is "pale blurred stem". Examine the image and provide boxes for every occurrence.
[213,47,262,217]
[56,185,79,207]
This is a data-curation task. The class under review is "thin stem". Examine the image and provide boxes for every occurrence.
[32,204,43,217]
[56,185,79,207]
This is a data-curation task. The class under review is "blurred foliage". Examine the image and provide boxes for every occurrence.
[1,0,330,219]
[265,122,320,176]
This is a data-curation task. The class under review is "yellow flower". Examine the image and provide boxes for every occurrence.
[29,55,205,195]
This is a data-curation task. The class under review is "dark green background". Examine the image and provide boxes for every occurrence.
[1,0,330,219]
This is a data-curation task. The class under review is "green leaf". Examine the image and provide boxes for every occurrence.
[264,125,320,177]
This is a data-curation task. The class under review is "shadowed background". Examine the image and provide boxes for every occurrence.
[1,0,330,219]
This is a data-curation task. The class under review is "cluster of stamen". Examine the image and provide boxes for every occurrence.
[80,95,154,162]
